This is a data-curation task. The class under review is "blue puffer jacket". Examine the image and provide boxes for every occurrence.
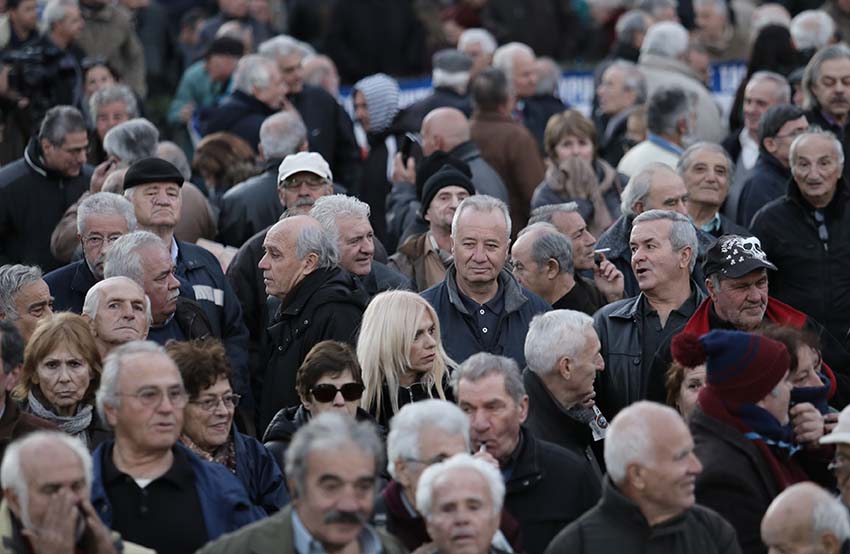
[421,266,550,367]
[233,429,289,514]
[91,441,266,539]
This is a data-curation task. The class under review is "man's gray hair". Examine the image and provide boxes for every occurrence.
[416,454,505,517]
[451,195,512,241]
[82,277,152,327]
[604,401,681,483]
[233,54,277,95]
[103,118,159,164]
[156,142,192,181]
[791,10,836,51]
[813,488,850,543]
[76,192,137,236]
[96,341,172,424]
[632,209,699,272]
[41,0,78,32]
[294,224,339,270]
[533,57,560,97]
[693,0,728,18]
[677,142,735,177]
[790,128,845,166]
[88,84,138,128]
[387,399,470,479]
[525,310,595,376]
[103,231,167,285]
[747,71,791,104]
[637,0,678,18]
[607,60,648,104]
[528,202,580,225]
[260,111,308,159]
[647,86,691,136]
[620,162,675,216]
[803,44,850,110]
[493,42,535,80]
[285,412,384,496]
[1,431,94,516]
[0,265,42,320]
[458,28,497,56]
[258,34,312,61]
[38,105,86,146]
[641,21,689,58]
[615,10,651,47]
[452,353,526,405]
[310,194,371,248]
[517,222,574,275]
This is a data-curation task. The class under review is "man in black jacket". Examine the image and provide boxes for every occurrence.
[0,106,92,272]
[802,44,850,182]
[545,401,740,554]
[258,215,367,431]
[454,352,601,554]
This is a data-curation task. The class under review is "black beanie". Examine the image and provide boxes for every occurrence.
[415,151,472,199]
[419,164,476,218]
[124,158,184,190]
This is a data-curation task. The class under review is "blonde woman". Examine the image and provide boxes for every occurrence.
[357,290,454,427]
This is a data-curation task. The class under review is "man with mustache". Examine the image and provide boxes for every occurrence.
[198,412,405,554]
[44,192,137,314]
[802,44,850,182]
[545,401,738,554]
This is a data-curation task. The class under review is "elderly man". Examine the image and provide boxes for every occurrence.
[821,405,850,507]
[0,322,54,461]
[198,54,288,151]
[1,432,154,553]
[44,192,136,313]
[638,21,725,143]
[401,49,474,130]
[2,0,39,48]
[544,401,740,553]
[594,210,705,417]
[0,265,53,343]
[529,202,599,274]
[751,130,850,346]
[523,310,607,477]
[680,142,749,238]
[389,165,475,291]
[803,45,850,180]
[596,163,689,296]
[596,60,647,167]
[218,111,309,247]
[454,352,600,554]
[310,195,412,298]
[82,276,150,357]
[682,330,818,553]
[792,10,836,62]
[469,68,545,231]
[422,195,549,368]
[458,28,497,81]
[617,86,691,178]
[692,0,749,61]
[258,215,367,431]
[200,412,404,554]
[88,84,139,164]
[0,106,91,271]
[737,104,809,227]
[381,399,520,553]
[258,35,361,188]
[761,482,850,554]
[91,341,264,553]
[512,223,621,314]
[416,454,506,554]
[679,234,850,407]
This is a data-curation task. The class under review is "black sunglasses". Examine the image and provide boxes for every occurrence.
[311,382,365,403]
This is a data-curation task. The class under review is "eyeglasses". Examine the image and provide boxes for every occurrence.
[403,454,453,467]
[83,233,124,248]
[282,177,328,191]
[116,386,188,408]
[310,382,364,403]
[189,393,241,412]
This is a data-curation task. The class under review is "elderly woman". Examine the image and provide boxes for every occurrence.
[262,340,377,471]
[357,290,454,427]
[531,109,625,237]
[665,360,706,420]
[165,338,286,514]
[87,84,139,165]
[13,313,110,449]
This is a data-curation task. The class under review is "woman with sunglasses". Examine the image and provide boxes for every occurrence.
[357,290,454,428]
[262,340,377,471]
[165,338,287,515]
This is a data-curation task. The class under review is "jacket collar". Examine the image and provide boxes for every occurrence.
[72,259,98,294]
[449,140,480,162]
[638,53,702,82]
[275,267,345,318]
[523,369,592,437]
[444,266,528,315]
[598,476,689,531]
[23,138,53,178]
[471,110,514,124]
[609,281,704,320]
[504,428,544,490]
[225,90,277,117]
[786,173,850,214]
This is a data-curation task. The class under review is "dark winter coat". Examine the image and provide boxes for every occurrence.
[737,153,790,228]
[232,429,289,514]
[217,160,283,248]
[44,259,97,314]
[198,90,277,151]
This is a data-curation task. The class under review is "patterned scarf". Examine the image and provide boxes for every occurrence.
[26,390,92,444]
[180,432,237,474]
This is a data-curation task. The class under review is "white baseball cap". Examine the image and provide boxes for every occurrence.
[820,405,850,445]
[277,152,333,184]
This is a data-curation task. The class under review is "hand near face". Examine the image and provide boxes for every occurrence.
[825,411,840,435]
[392,153,416,184]
[80,498,118,554]
[21,489,80,554]
[593,254,625,302]
[790,402,825,446]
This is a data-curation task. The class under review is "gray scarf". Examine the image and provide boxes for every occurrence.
[27,390,92,443]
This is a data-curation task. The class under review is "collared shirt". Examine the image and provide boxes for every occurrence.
[291,509,382,554]
[170,236,179,263]
[739,127,759,170]
[639,285,700,374]
[699,212,722,234]
[102,445,208,554]
[646,133,684,156]
[458,282,505,351]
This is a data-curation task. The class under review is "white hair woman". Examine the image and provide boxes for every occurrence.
[357,290,454,427]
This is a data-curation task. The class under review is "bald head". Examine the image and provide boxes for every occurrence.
[259,215,338,298]
[422,107,471,156]
[83,276,150,355]
[762,482,850,554]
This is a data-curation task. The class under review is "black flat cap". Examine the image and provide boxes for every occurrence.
[124,158,184,190]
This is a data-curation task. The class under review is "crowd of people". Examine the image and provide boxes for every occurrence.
[3,0,850,553]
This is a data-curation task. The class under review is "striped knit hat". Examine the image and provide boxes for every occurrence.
[353,73,400,134]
